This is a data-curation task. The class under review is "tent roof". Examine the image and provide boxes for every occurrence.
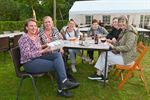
[69,0,150,15]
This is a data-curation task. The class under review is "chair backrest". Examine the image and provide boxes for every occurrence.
[0,36,10,51]
[13,34,22,47]
[9,46,23,78]
[133,42,148,69]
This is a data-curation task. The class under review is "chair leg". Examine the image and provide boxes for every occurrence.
[81,50,84,63]
[47,72,54,80]
[120,71,124,81]
[29,75,40,100]
[3,51,6,63]
[139,69,149,93]
[118,70,133,89]
[16,77,25,100]
[114,69,119,76]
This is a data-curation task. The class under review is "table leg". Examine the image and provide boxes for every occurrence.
[103,51,108,87]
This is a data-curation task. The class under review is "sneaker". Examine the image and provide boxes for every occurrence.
[89,60,94,65]
[97,75,108,83]
[62,80,79,90]
[68,74,78,83]
[88,73,103,80]
[82,56,91,62]
[71,64,77,72]
[57,91,73,98]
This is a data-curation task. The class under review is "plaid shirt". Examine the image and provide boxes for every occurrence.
[18,34,42,64]
[39,25,62,44]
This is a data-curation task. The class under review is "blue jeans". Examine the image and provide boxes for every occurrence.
[23,52,67,90]
[68,49,81,64]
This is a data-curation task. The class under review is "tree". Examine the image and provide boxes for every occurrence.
[15,0,40,20]
[0,0,19,21]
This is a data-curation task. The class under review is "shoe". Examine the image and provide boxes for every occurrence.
[57,91,73,98]
[89,60,94,65]
[88,73,103,80]
[97,75,108,83]
[67,73,77,83]
[71,64,77,72]
[82,56,91,62]
[62,79,79,90]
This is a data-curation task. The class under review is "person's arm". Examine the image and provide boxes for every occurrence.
[41,44,47,49]
[102,27,109,35]
[75,28,80,39]
[87,28,93,37]
[60,27,66,40]
[113,32,137,52]
[52,27,63,40]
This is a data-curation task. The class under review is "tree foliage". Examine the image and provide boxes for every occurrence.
[0,0,19,21]
[0,0,76,21]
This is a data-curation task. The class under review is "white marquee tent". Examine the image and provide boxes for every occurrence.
[69,0,150,27]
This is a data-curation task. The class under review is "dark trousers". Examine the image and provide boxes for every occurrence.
[87,50,94,60]
[23,52,67,90]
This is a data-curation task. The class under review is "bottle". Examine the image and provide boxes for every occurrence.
[82,33,85,41]
[95,34,99,44]
[79,35,83,45]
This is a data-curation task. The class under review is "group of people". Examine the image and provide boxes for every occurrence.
[18,15,138,98]
[88,16,138,82]
[19,16,79,98]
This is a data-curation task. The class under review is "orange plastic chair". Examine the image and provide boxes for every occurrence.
[114,42,149,93]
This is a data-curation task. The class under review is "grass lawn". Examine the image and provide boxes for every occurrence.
[0,49,150,100]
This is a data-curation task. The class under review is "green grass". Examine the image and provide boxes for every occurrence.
[0,49,150,100]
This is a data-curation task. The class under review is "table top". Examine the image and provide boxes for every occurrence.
[63,39,110,50]
[0,32,24,38]
[136,27,150,33]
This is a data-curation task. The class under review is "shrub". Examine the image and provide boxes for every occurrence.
[0,20,68,34]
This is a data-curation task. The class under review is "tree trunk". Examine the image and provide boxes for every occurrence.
[53,0,56,26]
[32,6,36,20]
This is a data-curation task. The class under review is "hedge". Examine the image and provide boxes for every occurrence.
[0,20,68,34]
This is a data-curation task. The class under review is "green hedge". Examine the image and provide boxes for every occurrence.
[0,21,24,33]
[56,20,68,31]
[0,20,68,34]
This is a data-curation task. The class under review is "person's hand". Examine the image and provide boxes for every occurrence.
[112,38,117,43]
[60,48,64,54]
[106,39,112,43]
[69,37,77,41]
[42,44,48,49]
[40,47,53,54]
[107,42,114,48]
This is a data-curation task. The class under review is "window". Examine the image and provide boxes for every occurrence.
[102,15,110,25]
[140,15,150,27]
[85,16,93,24]
[144,15,150,26]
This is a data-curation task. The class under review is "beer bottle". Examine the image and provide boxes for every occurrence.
[95,34,99,44]
[79,35,83,45]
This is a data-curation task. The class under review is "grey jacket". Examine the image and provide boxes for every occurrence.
[87,26,108,36]
[114,27,138,65]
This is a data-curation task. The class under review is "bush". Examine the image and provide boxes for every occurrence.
[57,20,68,31]
[0,20,68,34]
[0,21,24,33]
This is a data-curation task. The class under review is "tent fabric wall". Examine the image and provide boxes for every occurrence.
[69,0,150,27]
[69,0,150,15]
